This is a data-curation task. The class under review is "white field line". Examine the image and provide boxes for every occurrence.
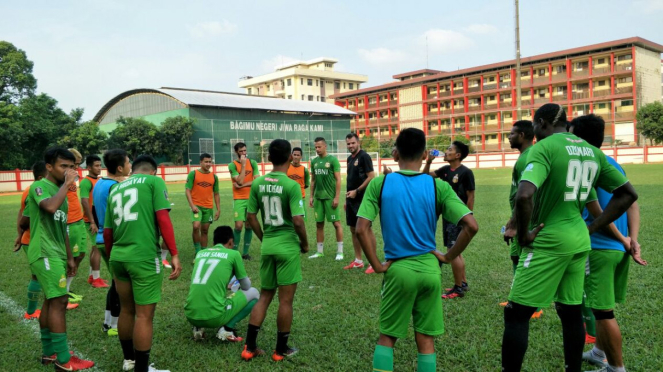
[0,290,105,372]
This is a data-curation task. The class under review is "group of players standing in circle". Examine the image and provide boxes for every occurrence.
[14,102,645,372]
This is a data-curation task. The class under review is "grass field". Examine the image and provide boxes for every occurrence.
[1,164,661,372]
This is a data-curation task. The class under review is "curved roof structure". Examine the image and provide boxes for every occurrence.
[94,87,355,124]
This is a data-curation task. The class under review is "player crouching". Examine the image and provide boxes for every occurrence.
[185,226,259,342]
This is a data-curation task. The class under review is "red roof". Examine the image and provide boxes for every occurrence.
[332,37,663,99]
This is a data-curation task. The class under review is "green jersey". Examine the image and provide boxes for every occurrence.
[184,245,247,320]
[26,179,69,264]
[247,171,305,255]
[509,147,532,211]
[520,133,628,254]
[104,174,171,262]
[311,154,340,200]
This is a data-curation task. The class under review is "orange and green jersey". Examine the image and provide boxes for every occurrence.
[20,186,31,245]
[67,182,84,224]
[79,175,99,223]
[228,159,259,200]
[185,170,219,209]
[287,163,310,199]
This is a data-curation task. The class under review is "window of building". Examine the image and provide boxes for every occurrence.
[308,95,314,101]
[287,95,292,99]
[349,83,354,89]
[307,79,313,86]
[598,80,606,86]
[300,78,303,85]
[538,89,546,97]
[598,103,607,109]
[521,70,530,77]
[321,97,326,102]
[538,68,546,76]
[267,85,271,91]
[335,82,340,89]
[617,54,632,61]
[316,96,320,101]
[617,77,633,84]
[301,94,304,100]
[557,86,567,93]
[325,63,332,68]
[620,100,633,106]
[556,65,567,73]
[488,77,495,82]
[575,61,589,70]
[597,58,606,65]
[488,96,495,101]
[248,88,252,95]
[287,78,292,86]
[344,82,347,89]
[501,93,511,100]
[489,114,496,120]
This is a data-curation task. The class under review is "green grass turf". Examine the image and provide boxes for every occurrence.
[0,164,661,371]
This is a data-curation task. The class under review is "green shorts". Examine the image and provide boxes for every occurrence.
[380,261,444,338]
[98,246,110,271]
[260,252,302,290]
[509,248,588,308]
[110,258,164,305]
[585,249,630,310]
[191,206,214,224]
[68,220,88,257]
[30,257,68,299]
[22,245,35,274]
[187,290,248,328]
[314,199,340,223]
[233,200,248,222]
[509,240,522,258]
[85,222,97,247]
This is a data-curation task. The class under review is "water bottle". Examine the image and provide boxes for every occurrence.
[431,149,440,157]
[230,277,240,293]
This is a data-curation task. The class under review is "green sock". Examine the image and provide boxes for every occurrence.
[417,353,436,372]
[512,262,518,275]
[373,345,393,372]
[582,296,596,337]
[243,230,253,255]
[194,243,202,254]
[226,299,257,329]
[233,230,242,250]
[51,332,71,364]
[27,279,41,314]
[40,328,54,356]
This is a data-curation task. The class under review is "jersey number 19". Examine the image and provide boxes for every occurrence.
[261,196,284,226]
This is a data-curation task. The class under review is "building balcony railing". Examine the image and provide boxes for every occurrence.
[533,75,549,84]
[551,73,567,82]
[367,103,377,108]
[427,92,438,99]
[468,86,481,93]
[593,89,611,97]
[482,103,497,110]
[483,83,497,91]
[389,99,398,105]
[614,86,633,95]
[440,108,452,115]
[467,105,481,112]
[593,66,610,74]
[572,69,590,77]
[439,91,451,97]
[552,94,567,102]
[534,97,550,104]
[613,111,633,120]
[614,63,633,72]
[572,91,590,100]
[484,123,500,132]
[499,83,511,89]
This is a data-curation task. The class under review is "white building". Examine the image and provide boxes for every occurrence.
[238,57,368,104]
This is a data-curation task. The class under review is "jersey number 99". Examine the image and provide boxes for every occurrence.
[565,160,598,202]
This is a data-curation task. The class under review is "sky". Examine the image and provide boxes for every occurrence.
[2,0,663,120]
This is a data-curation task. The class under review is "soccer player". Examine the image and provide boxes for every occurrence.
[63,148,87,304]
[287,147,310,200]
[14,161,49,319]
[501,121,542,318]
[422,141,475,299]
[569,114,645,372]
[241,139,309,362]
[93,149,132,337]
[25,146,95,370]
[342,132,376,272]
[185,153,220,257]
[79,154,108,288]
[502,103,638,372]
[355,128,478,372]
[185,226,259,342]
[104,154,182,372]
[228,142,260,259]
[308,137,343,260]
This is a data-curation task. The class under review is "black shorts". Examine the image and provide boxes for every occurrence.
[346,199,361,228]
[443,221,462,249]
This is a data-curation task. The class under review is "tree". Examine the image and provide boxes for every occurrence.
[59,120,108,157]
[636,101,663,145]
[159,116,194,165]
[0,41,37,104]
[108,117,161,159]
[0,101,24,169]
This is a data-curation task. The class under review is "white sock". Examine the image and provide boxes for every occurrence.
[337,242,343,254]
[161,250,168,261]
[609,365,626,372]
[88,267,92,275]
[66,277,73,292]
[104,310,111,325]
[92,270,100,280]
[317,243,324,254]
[355,259,363,264]
[591,346,606,359]
[110,316,118,329]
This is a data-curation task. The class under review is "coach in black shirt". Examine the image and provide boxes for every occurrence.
[423,141,475,299]
[344,132,375,273]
